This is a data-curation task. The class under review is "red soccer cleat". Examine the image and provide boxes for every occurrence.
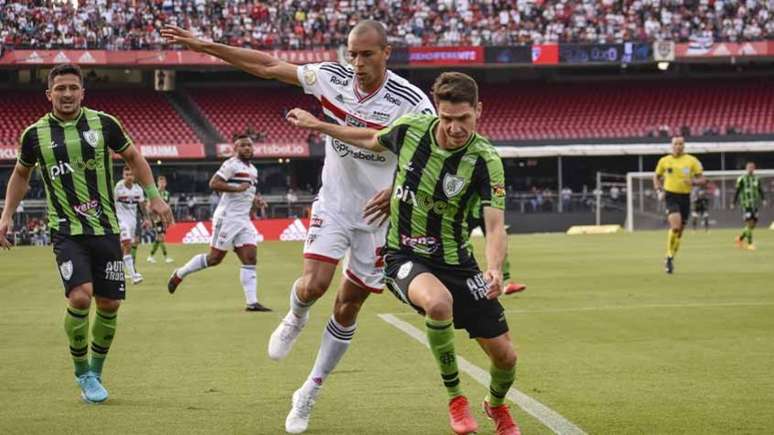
[483,400,521,435]
[167,270,183,294]
[504,282,526,295]
[735,236,744,249]
[449,395,478,435]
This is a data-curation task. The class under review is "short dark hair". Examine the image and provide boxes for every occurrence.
[350,20,388,48]
[48,63,83,88]
[233,133,252,142]
[431,72,478,107]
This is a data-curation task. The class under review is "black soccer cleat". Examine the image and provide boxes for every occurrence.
[664,256,674,274]
[245,302,272,312]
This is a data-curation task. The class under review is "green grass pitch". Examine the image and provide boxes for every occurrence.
[1,229,773,434]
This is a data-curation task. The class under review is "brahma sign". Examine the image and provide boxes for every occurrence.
[166,218,310,244]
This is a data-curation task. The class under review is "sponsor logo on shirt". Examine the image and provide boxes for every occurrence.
[383,93,401,106]
[371,111,391,123]
[329,75,349,86]
[400,234,439,254]
[331,139,387,162]
[73,199,103,219]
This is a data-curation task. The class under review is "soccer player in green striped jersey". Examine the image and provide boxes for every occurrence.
[288,72,520,435]
[0,63,173,404]
[147,175,174,263]
[734,162,765,251]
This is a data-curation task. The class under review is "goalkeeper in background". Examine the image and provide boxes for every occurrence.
[653,136,706,274]
[734,162,765,251]
[147,175,174,263]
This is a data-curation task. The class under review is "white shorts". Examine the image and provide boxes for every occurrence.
[211,217,258,251]
[303,201,386,293]
[119,218,137,242]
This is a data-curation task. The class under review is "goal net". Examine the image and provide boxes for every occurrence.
[625,169,774,231]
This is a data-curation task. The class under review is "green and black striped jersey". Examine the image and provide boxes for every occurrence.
[18,107,133,236]
[377,113,506,267]
[735,174,764,209]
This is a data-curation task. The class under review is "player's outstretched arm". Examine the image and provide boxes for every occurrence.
[483,207,507,300]
[286,108,384,152]
[0,163,33,249]
[120,145,174,227]
[161,25,300,86]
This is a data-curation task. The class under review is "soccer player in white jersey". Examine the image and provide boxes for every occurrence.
[163,20,435,433]
[114,166,147,285]
[167,135,271,312]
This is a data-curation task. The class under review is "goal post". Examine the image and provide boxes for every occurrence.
[625,169,774,232]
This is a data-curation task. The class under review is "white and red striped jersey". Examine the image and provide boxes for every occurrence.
[296,62,435,229]
[213,156,257,220]
[114,180,144,224]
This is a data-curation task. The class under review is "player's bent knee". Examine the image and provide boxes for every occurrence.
[423,298,453,320]
[95,298,121,313]
[68,285,93,309]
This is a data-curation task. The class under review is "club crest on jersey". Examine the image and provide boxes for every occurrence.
[83,130,100,148]
[59,260,73,281]
[443,174,466,198]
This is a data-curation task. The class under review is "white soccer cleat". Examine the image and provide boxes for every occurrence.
[285,382,321,434]
[132,273,144,285]
[146,256,157,263]
[165,257,174,263]
[268,311,309,361]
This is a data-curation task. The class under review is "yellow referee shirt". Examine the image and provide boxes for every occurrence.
[655,154,704,194]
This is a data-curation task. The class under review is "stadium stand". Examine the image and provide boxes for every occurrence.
[185,87,319,144]
[1,0,771,50]
[2,79,774,146]
[478,79,774,141]
[0,89,199,146]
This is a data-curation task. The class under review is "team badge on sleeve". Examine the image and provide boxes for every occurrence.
[492,183,506,198]
[83,130,100,148]
[303,68,317,86]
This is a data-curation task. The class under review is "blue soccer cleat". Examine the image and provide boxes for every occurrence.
[76,372,108,403]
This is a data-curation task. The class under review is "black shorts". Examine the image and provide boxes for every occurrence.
[384,251,508,339]
[665,192,691,222]
[743,207,759,222]
[52,232,126,300]
[153,221,166,235]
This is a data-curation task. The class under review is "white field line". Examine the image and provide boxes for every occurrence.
[378,313,587,435]
[385,301,774,318]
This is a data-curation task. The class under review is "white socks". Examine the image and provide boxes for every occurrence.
[122,254,136,277]
[290,278,315,318]
[308,316,356,386]
[178,253,208,278]
[240,265,258,305]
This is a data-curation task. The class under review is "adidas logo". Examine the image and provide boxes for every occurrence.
[280,219,307,241]
[183,222,211,244]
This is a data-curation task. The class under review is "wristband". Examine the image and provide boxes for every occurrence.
[144,184,160,200]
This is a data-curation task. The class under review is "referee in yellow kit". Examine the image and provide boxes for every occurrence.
[653,136,706,274]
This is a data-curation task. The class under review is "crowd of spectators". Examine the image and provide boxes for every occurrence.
[1,0,771,51]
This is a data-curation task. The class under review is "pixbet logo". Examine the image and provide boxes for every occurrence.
[49,161,74,179]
